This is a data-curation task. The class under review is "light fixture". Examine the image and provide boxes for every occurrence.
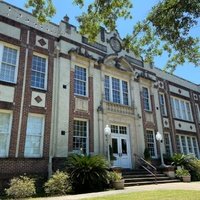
[104,125,111,166]
[156,131,167,168]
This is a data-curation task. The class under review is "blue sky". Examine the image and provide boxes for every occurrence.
[5,0,200,84]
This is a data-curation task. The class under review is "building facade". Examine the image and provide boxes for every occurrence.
[0,2,200,178]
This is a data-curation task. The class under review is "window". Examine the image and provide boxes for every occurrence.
[176,134,200,158]
[159,93,167,116]
[195,104,200,123]
[146,130,156,158]
[104,75,129,105]
[164,133,172,156]
[142,87,151,111]
[0,111,12,157]
[111,125,127,135]
[170,97,193,121]
[74,66,87,96]
[24,114,44,157]
[73,120,87,154]
[0,45,18,83]
[31,55,47,89]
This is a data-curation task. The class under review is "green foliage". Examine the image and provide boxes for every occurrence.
[175,168,190,177]
[108,171,122,182]
[44,170,70,196]
[171,153,186,166]
[66,154,109,193]
[5,176,36,198]
[25,0,200,71]
[25,0,56,23]
[144,148,151,161]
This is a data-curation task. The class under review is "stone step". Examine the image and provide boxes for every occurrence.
[123,173,166,178]
[124,176,172,182]
[124,179,180,187]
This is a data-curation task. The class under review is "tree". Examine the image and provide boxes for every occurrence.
[25,0,200,72]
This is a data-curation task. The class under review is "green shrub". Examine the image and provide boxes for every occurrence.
[108,171,122,182]
[66,154,109,193]
[171,153,186,167]
[44,170,70,196]
[5,176,36,198]
[175,168,190,178]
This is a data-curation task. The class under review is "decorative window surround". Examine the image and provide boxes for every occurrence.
[104,75,129,105]
[73,120,88,154]
[146,130,157,158]
[31,54,48,90]
[176,134,199,158]
[170,96,193,122]
[74,65,87,96]
[0,43,19,83]
[0,110,12,157]
[24,114,45,157]
[159,93,167,116]
[142,87,151,111]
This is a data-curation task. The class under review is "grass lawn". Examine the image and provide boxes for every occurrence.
[83,190,200,200]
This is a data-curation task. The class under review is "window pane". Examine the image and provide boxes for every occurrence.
[31,55,46,89]
[0,112,11,157]
[121,139,127,154]
[73,120,87,154]
[186,102,192,121]
[0,46,17,83]
[74,66,86,96]
[176,135,181,153]
[164,133,171,156]
[112,138,118,154]
[24,115,44,157]
[187,137,193,154]
[112,78,120,103]
[181,136,187,155]
[104,75,110,101]
[142,87,150,111]
[111,125,118,134]
[119,126,127,134]
[146,130,156,157]
[192,137,199,158]
[159,94,166,116]
[122,81,128,105]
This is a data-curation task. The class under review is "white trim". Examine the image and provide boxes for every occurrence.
[0,109,13,157]
[142,87,151,111]
[159,93,167,116]
[146,129,157,158]
[0,42,19,83]
[73,118,89,154]
[31,52,48,90]
[104,74,130,105]
[24,113,45,158]
[74,65,88,97]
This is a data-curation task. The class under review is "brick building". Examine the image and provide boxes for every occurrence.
[0,1,200,179]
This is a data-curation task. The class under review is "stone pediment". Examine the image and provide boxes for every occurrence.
[100,54,133,73]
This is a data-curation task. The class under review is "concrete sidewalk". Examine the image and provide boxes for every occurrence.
[36,182,200,200]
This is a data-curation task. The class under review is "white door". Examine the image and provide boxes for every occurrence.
[111,125,131,168]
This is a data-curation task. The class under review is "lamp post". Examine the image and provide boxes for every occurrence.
[156,131,167,168]
[104,125,111,166]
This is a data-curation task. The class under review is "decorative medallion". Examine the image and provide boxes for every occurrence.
[110,37,122,52]
[38,38,46,46]
[35,96,42,103]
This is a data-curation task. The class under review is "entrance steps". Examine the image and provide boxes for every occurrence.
[122,169,180,187]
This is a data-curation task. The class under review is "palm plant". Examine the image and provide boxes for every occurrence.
[66,154,109,193]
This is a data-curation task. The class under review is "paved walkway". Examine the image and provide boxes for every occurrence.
[36,182,200,200]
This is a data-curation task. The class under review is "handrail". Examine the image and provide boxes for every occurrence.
[134,153,157,184]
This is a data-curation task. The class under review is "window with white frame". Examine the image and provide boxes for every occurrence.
[0,111,12,157]
[24,114,44,157]
[0,44,18,83]
[176,134,199,158]
[159,93,167,116]
[104,75,129,105]
[74,65,87,96]
[195,103,200,123]
[142,87,151,111]
[170,97,193,121]
[146,130,156,158]
[111,125,127,135]
[31,55,47,89]
[73,120,88,154]
[164,133,172,156]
